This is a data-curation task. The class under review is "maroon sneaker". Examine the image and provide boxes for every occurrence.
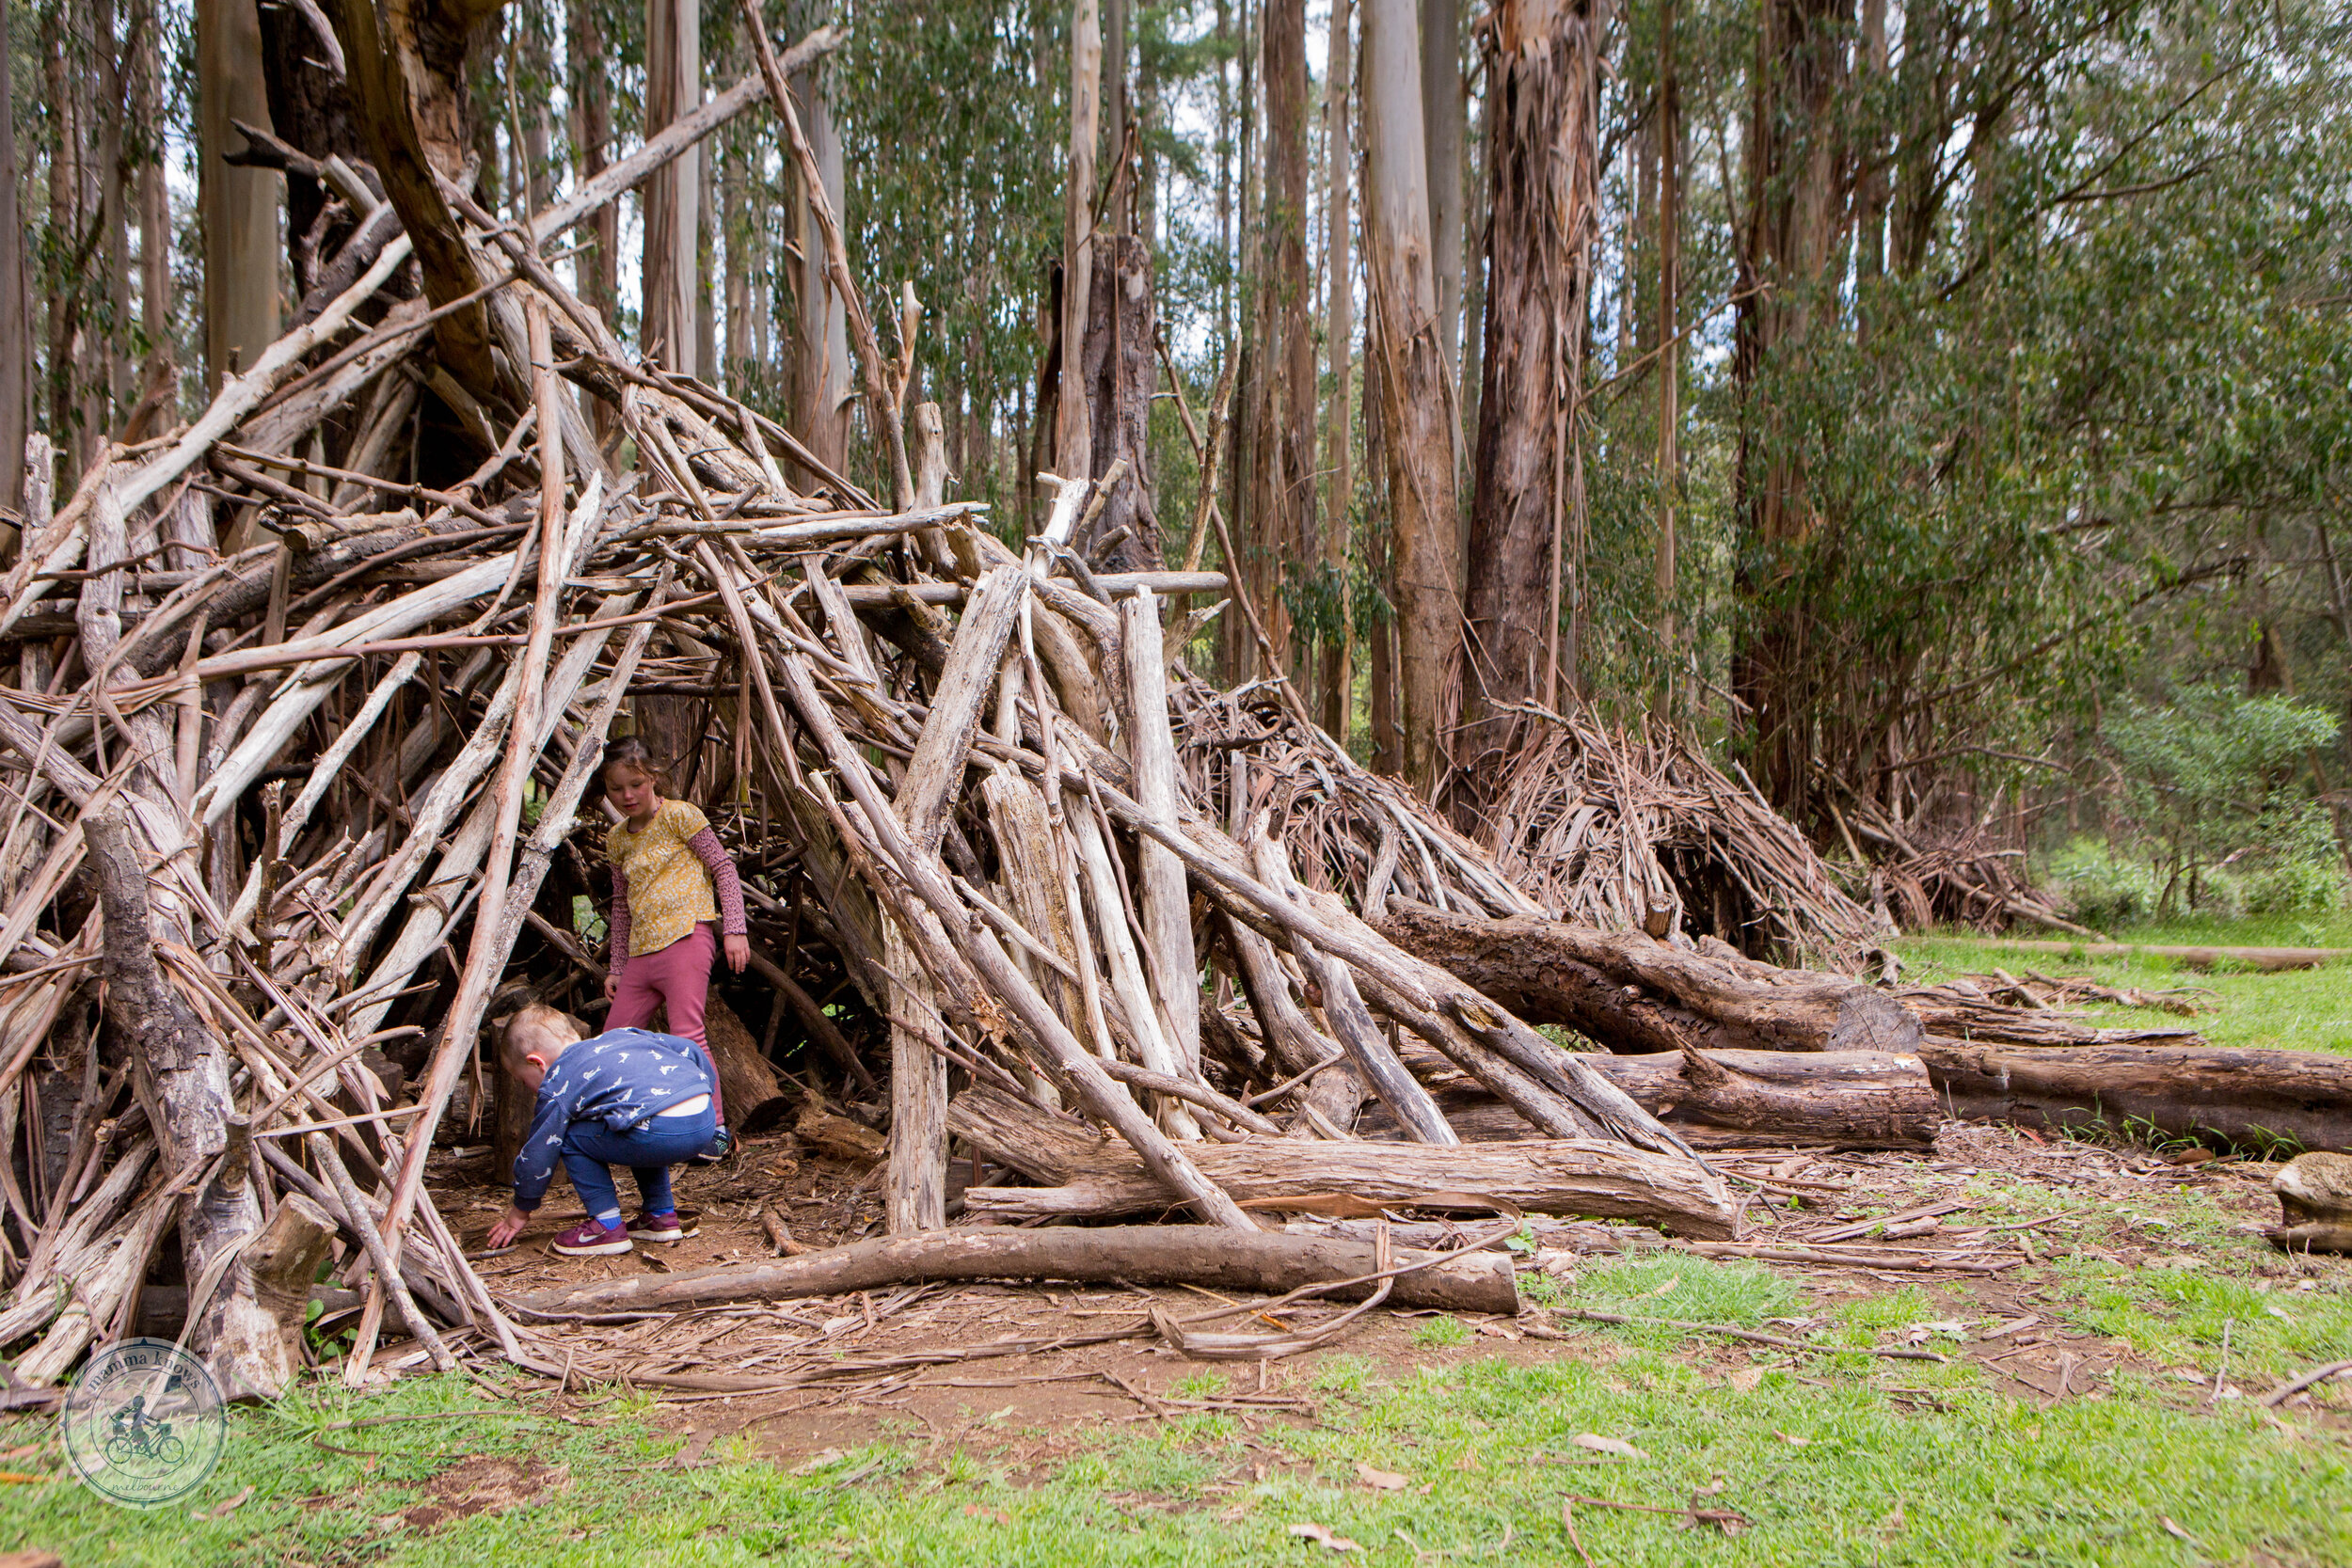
[628,1210,699,1243]
[549,1217,632,1257]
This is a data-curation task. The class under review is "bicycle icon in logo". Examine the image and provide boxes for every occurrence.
[60,1338,228,1509]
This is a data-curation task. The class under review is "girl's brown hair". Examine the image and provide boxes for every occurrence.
[600,736,668,792]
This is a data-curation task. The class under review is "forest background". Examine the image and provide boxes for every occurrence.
[9,0,2352,931]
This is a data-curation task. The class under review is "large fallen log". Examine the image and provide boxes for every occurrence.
[1375,898,1921,1054]
[506,1225,1520,1317]
[1918,1039,2352,1153]
[1359,1049,1938,1148]
[946,1085,1740,1236]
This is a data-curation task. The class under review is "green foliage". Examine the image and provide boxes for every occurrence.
[2046,836,2162,929]
[2102,683,2344,914]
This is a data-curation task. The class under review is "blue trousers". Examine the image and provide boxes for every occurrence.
[560,1106,716,1220]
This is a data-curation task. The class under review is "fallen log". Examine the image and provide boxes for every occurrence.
[1375,898,1921,1055]
[1918,1038,2352,1153]
[505,1225,1520,1318]
[1358,1049,1938,1148]
[946,1085,1739,1236]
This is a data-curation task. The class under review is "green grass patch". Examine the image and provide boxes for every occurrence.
[7,1350,2345,1566]
[1894,916,2352,1057]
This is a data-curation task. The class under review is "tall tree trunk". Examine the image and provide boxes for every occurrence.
[1057,0,1103,481]
[1136,29,1159,249]
[133,0,174,436]
[567,0,616,323]
[1361,0,1459,796]
[0,0,28,518]
[723,130,750,391]
[1419,0,1462,390]
[792,59,850,474]
[1653,0,1680,719]
[1104,0,1128,231]
[1362,255,1399,775]
[695,121,717,377]
[41,3,74,475]
[1241,0,1311,673]
[519,7,553,213]
[1454,0,1597,808]
[1318,0,1355,743]
[644,0,701,376]
[97,0,129,430]
[1730,0,1852,824]
[199,0,280,392]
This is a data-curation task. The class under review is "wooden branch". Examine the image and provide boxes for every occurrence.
[507,1225,1519,1319]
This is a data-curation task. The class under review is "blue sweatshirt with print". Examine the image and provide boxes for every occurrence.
[511,1028,714,1212]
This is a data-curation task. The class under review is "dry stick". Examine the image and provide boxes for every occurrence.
[1093,1057,1283,1136]
[308,1132,454,1374]
[2263,1358,2352,1407]
[768,650,1252,1230]
[739,0,913,510]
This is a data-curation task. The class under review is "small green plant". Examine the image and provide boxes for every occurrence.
[1412,1316,1470,1349]
[1172,1370,1228,1400]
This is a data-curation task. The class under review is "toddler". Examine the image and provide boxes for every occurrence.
[485,1019,717,1256]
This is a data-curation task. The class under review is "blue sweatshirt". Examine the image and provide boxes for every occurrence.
[511,1028,715,1212]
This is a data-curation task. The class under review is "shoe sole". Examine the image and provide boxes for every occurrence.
[627,1226,699,1242]
[550,1237,633,1257]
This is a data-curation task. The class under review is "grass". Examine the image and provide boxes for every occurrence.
[6,1320,2347,1567]
[10,1222,2349,1566]
[1893,913,2352,1056]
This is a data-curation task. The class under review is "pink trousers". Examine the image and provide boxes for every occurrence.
[609,921,725,1124]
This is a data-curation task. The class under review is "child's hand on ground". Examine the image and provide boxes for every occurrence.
[724,933,750,974]
[486,1206,532,1248]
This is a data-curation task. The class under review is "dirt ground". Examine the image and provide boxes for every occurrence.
[390,1120,2351,1471]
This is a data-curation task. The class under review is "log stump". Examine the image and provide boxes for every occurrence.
[2269,1152,2352,1255]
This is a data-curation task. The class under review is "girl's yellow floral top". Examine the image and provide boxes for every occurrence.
[607,799,721,958]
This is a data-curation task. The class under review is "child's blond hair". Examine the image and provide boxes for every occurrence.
[498,1002,585,1079]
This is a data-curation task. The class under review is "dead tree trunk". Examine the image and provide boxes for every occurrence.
[1918,1039,2352,1155]
[511,1225,1521,1319]
[1075,235,1163,570]
[1375,898,1922,1053]
[947,1084,1738,1235]
[1367,1047,1936,1148]
[87,809,294,1398]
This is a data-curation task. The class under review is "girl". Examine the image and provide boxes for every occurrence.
[601,736,749,1155]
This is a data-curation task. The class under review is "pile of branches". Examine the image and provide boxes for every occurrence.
[1473,718,1890,964]
[0,22,1751,1399]
[0,19,2340,1402]
[1831,790,2098,940]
